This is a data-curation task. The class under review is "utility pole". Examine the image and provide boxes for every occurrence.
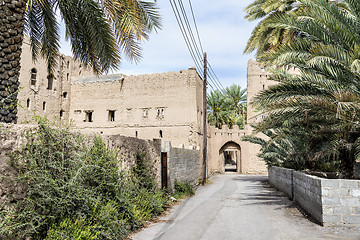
[202,52,207,185]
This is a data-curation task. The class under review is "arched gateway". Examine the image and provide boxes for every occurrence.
[207,125,267,175]
[219,141,241,172]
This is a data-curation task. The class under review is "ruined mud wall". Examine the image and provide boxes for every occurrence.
[0,124,29,206]
[102,135,162,186]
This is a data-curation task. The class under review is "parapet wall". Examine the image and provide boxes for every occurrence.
[269,167,360,227]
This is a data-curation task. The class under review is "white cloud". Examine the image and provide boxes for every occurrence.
[59,0,257,89]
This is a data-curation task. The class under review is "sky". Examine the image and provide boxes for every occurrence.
[59,0,258,90]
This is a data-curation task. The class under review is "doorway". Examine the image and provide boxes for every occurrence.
[219,142,241,173]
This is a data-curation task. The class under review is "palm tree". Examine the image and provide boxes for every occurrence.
[225,84,247,127]
[250,0,360,178]
[207,90,234,129]
[244,0,301,56]
[244,0,345,57]
[0,0,161,123]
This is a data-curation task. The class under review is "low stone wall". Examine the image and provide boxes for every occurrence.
[321,178,360,226]
[293,171,322,224]
[269,167,360,227]
[268,166,294,198]
[164,142,200,191]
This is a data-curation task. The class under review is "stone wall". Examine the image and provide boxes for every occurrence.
[0,124,29,206]
[103,135,161,186]
[269,167,360,226]
[163,141,200,191]
[268,166,294,198]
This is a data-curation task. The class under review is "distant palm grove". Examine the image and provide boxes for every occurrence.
[207,84,247,129]
[244,0,360,179]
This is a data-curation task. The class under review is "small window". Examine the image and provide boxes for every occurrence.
[263,84,265,90]
[85,111,93,122]
[156,108,165,119]
[30,68,37,85]
[67,61,70,68]
[42,101,46,111]
[108,110,115,122]
[159,130,163,138]
[47,74,54,90]
[67,73,69,81]
[142,108,149,119]
[63,92,68,98]
[135,131,138,138]
[26,98,30,109]
[60,110,64,118]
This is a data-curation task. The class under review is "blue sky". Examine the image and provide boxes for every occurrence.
[59,0,258,90]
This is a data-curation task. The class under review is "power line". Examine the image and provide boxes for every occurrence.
[188,0,204,54]
[169,0,225,94]
[169,0,203,74]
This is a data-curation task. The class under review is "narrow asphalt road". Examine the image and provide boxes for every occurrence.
[130,174,360,240]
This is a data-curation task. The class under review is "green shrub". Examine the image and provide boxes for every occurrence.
[174,180,195,199]
[0,117,168,239]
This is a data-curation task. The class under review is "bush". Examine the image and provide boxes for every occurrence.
[173,180,195,199]
[0,117,168,239]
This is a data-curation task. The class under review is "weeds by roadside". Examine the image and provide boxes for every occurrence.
[0,117,168,239]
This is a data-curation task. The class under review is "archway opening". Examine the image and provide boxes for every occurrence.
[219,142,241,173]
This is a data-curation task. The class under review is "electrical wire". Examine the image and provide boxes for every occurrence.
[170,0,225,94]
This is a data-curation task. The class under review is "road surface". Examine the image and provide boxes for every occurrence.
[131,174,360,240]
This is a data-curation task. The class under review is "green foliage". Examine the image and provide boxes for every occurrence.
[173,180,195,199]
[207,84,247,129]
[246,0,360,178]
[25,0,162,74]
[0,116,168,239]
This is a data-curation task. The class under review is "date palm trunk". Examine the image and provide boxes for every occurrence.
[0,0,25,123]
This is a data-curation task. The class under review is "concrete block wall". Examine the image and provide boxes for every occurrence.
[321,179,360,226]
[268,166,294,198]
[269,167,360,227]
[293,171,322,224]
[164,142,200,191]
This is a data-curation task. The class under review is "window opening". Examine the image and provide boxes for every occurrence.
[63,92,68,98]
[142,108,149,119]
[42,101,46,111]
[30,68,37,85]
[135,131,138,138]
[26,98,30,109]
[60,110,64,118]
[108,110,115,122]
[67,73,69,81]
[159,130,163,138]
[85,111,93,122]
[156,108,165,119]
[47,74,54,90]
[263,84,265,90]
